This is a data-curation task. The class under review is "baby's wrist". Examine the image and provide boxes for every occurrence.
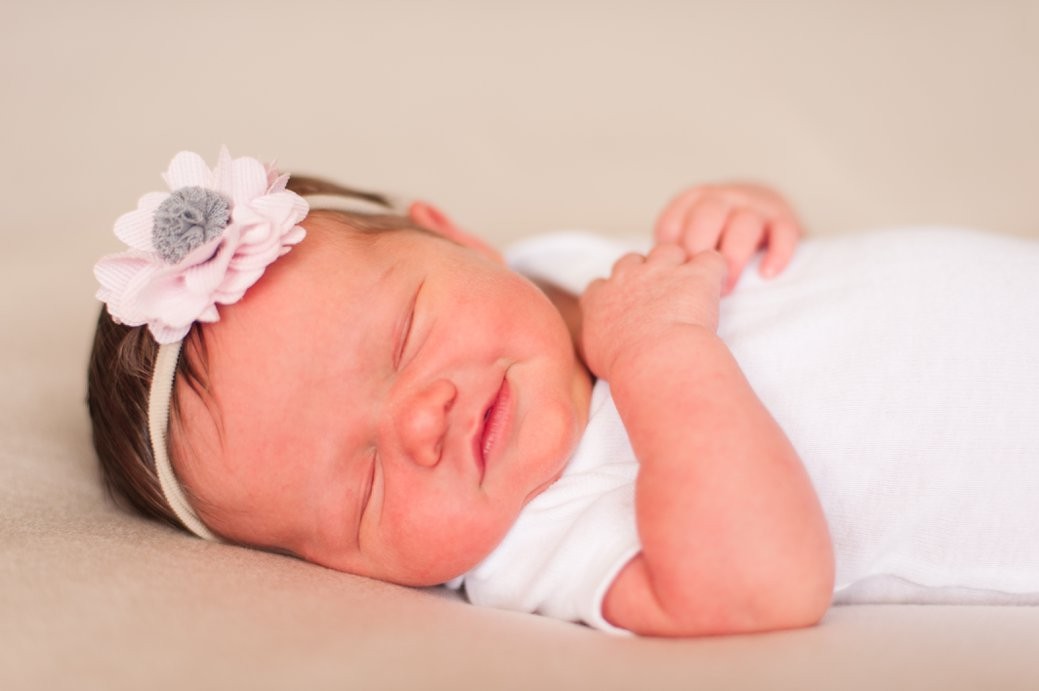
[604,324,720,383]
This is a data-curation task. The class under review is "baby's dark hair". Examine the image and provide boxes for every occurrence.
[86,176,419,534]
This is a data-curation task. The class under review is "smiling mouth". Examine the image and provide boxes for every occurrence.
[474,376,512,483]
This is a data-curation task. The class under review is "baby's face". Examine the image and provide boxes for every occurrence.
[173,213,592,585]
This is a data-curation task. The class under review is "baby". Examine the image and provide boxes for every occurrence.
[89,149,1039,637]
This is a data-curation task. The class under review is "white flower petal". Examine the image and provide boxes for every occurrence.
[283,225,306,246]
[182,239,236,295]
[267,171,290,193]
[113,206,160,252]
[232,241,281,273]
[149,322,191,345]
[229,156,270,207]
[113,262,166,325]
[237,225,304,265]
[238,224,284,255]
[139,273,212,328]
[211,146,235,196]
[215,266,262,303]
[95,252,150,296]
[230,202,264,229]
[251,190,309,228]
[163,151,214,190]
[237,218,274,247]
[138,191,168,212]
[197,305,220,322]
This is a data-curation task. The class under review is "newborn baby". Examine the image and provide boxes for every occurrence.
[89,150,1039,637]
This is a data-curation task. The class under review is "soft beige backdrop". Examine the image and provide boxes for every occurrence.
[3,2,1038,689]
[5,0,1038,247]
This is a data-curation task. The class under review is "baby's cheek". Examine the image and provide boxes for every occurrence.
[521,393,578,483]
[379,491,505,585]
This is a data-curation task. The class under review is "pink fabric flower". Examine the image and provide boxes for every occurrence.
[95,148,309,343]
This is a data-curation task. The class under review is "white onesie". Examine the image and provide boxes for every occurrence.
[447,226,1039,632]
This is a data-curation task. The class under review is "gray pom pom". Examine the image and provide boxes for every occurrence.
[152,186,232,264]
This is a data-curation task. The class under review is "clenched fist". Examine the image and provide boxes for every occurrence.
[580,244,727,381]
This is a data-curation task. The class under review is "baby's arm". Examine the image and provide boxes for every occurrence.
[580,245,833,637]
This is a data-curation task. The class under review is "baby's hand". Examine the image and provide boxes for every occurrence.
[580,244,727,380]
[654,183,804,293]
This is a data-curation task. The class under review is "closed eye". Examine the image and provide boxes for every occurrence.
[394,281,423,369]
[358,451,377,541]
[395,307,414,369]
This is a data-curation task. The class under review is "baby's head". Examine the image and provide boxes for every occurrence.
[88,150,591,586]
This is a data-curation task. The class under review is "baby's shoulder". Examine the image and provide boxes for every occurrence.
[506,231,648,295]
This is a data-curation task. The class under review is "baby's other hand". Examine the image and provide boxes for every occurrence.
[654,183,804,294]
[580,244,726,381]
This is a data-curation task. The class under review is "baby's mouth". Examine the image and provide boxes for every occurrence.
[475,375,512,484]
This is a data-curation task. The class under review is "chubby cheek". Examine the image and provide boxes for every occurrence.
[376,492,514,586]
[515,385,581,485]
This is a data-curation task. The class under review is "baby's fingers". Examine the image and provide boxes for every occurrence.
[689,248,729,287]
[759,218,802,278]
[654,188,703,243]
[678,196,731,255]
[718,209,766,294]
[645,242,688,266]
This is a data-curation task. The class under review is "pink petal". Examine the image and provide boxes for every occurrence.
[230,203,264,229]
[149,322,191,345]
[228,156,269,207]
[95,252,151,295]
[197,305,220,322]
[231,241,281,273]
[182,238,237,295]
[163,151,214,190]
[138,191,168,211]
[113,263,167,324]
[264,159,279,186]
[237,223,284,255]
[283,225,306,246]
[251,190,309,227]
[237,225,304,266]
[237,218,274,247]
[114,206,160,252]
[138,274,213,328]
[267,171,290,193]
[215,266,263,302]
[211,146,235,196]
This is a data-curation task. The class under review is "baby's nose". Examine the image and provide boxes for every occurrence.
[395,379,457,467]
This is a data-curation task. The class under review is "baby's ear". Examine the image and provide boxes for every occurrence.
[407,201,504,264]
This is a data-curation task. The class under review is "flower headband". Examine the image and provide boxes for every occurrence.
[94,148,310,540]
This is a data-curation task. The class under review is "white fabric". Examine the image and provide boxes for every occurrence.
[450,226,1039,631]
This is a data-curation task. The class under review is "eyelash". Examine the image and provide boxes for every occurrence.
[395,282,423,369]
[395,308,414,368]
[359,451,377,525]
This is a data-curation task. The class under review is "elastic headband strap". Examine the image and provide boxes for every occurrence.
[148,340,219,541]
